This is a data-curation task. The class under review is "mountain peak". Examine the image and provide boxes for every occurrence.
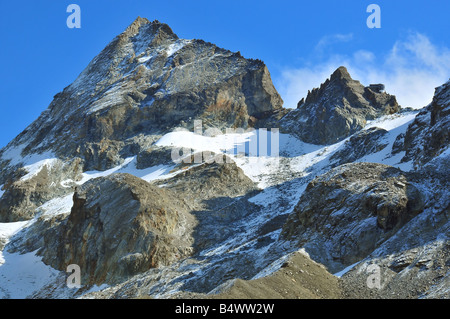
[120,17,177,42]
[3,17,282,172]
[281,66,400,145]
[129,16,150,28]
[303,66,360,106]
[330,66,352,82]
[121,16,150,38]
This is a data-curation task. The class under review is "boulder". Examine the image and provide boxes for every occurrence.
[281,162,424,272]
[39,173,196,285]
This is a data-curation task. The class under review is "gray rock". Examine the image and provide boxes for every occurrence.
[340,161,450,299]
[402,79,450,166]
[330,127,389,165]
[156,156,258,209]
[281,66,400,145]
[281,162,424,272]
[155,157,260,252]
[1,18,283,176]
[391,132,406,155]
[39,173,196,286]
[136,146,174,169]
[340,240,450,299]
[0,158,83,222]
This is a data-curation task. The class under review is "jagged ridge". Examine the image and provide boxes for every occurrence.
[281,66,400,145]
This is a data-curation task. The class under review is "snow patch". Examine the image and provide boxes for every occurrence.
[333,261,361,278]
[0,221,30,260]
[137,54,154,63]
[1,144,58,181]
[62,156,180,187]
[155,130,254,155]
[364,112,418,131]
[37,194,74,220]
[20,157,58,181]
[248,186,282,207]
[354,111,419,171]
[166,39,191,57]
[77,157,136,184]
[1,143,27,166]
[251,253,291,280]
[0,250,60,299]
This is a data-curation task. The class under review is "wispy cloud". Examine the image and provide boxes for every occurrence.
[276,32,450,109]
[315,33,354,52]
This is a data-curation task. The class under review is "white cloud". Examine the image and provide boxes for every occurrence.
[276,32,450,109]
[315,33,354,52]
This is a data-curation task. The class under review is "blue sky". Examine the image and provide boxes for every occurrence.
[0,0,449,148]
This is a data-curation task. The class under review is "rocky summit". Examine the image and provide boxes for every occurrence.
[281,66,400,145]
[0,18,448,300]
[0,17,283,174]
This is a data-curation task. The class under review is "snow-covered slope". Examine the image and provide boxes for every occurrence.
[2,106,441,299]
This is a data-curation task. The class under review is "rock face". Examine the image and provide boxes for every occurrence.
[5,159,258,287]
[0,158,83,222]
[339,157,450,299]
[155,158,259,252]
[401,80,450,166]
[281,162,424,272]
[330,127,389,165]
[136,145,174,169]
[0,17,283,173]
[341,239,450,299]
[156,157,258,209]
[281,66,399,145]
[0,17,283,223]
[39,173,196,285]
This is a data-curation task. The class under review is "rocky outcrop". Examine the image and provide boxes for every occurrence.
[340,240,450,299]
[401,80,450,166]
[156,156,258,209]
[136,145,174,169]
[0,158,83,222]
[281,162,424,272]
[155,157,259,252]
[5,158,260,291]
[330,127,389,165]
[38,173,196,286]
[281,66,399,145]
[170,250,342,299]
[339,158,450,299]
